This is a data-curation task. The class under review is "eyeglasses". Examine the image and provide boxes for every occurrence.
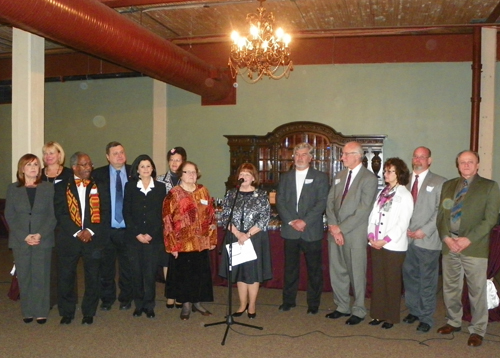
[76,162,93,168]
[383,170,396,174]
[183,171,197,175]
[412,156,429,160]
[341,152,358,157]
[294,152,311,158]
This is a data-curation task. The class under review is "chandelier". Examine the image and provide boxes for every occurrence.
[228,0,293,83]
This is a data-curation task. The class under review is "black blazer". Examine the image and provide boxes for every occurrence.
[123,179,166,245]
[54,177,109,247]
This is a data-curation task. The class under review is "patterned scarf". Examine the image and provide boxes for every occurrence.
[66,180,100,228]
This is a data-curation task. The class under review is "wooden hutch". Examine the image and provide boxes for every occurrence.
[225,121,386,192]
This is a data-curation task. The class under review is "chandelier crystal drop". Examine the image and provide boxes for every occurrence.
[228,0,293,83]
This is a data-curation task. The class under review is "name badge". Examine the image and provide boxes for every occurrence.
[200,199,208,205]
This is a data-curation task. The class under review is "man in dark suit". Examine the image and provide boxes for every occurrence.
[402,146,446,333]
[326,141,378,325]
[92,141,133,311]
[436,150,500,347]
[276,142,329,314]
[54,152,108,325]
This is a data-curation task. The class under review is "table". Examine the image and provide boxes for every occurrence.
[210,228,375,297]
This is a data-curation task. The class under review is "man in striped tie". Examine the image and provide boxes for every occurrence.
[436,150,500,347]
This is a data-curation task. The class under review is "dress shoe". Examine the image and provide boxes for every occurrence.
[278,303,296,312]
[119,302,131,310]
[233,304,249,317]
[416,322,431,333]
[100,302,112,311]
[166,303,175,309]
[247,312,257,319]
[346,315,363,325]
[180,302,192,320]
[307,307,319,315]
[402,313,419,324]
[145,309,155,318]
[325,310,350,319]
[369,319,384,326]
[82,316,93,325]
[467,333,483,347]
[36,318,47,325]
[60,316,72,325]
[192,304,212,316]
[23,318,33,324]
[381,322,394,329]
[437,324,461,334]
[132,308,143,317]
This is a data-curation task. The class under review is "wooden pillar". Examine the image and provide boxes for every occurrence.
[152,80,167,174]
[470,27,481,152]
[11,28,45,180]
[478,27,496,178]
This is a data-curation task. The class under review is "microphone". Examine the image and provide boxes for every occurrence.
[237,178,244,183]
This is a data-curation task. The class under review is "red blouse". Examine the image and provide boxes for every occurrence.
[163,184,217,253]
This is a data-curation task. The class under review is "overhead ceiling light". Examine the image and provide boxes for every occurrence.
[228,0,293,83]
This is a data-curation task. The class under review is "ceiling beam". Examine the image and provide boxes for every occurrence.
[486,1,500,23]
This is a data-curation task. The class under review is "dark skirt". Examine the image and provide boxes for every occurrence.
[167,250,213,303]
[218,231,273,284]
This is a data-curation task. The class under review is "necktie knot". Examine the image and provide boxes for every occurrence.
[75,178,90,187]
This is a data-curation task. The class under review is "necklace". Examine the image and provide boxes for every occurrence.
[45,165,62,180]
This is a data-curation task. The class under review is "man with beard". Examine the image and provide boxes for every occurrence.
[402,146,446,333]
[276,142,329,315]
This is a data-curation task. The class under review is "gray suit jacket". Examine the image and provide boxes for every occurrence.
[326,165,378,248]
[276,167,329,241]
[406,171,446,251]
[5,181,56,249]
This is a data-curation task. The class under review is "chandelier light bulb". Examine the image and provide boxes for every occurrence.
[231,31,240,44]
[275,27,284,39]
[283,34,291,47]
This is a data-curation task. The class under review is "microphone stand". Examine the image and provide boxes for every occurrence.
[204,182,263,345]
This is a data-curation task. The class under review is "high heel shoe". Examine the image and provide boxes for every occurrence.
[232,304,249,317]
[247,312,257,319]
[192,303,212,316]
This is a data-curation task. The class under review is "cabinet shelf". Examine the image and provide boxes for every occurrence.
[225,121,386,192]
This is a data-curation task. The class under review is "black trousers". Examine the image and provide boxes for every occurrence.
[282,238,323,308]
[56,238,102,318]
[99,228,133,305]
[128,239,160,310]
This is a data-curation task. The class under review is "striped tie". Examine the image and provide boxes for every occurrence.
[451,179,468,223]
